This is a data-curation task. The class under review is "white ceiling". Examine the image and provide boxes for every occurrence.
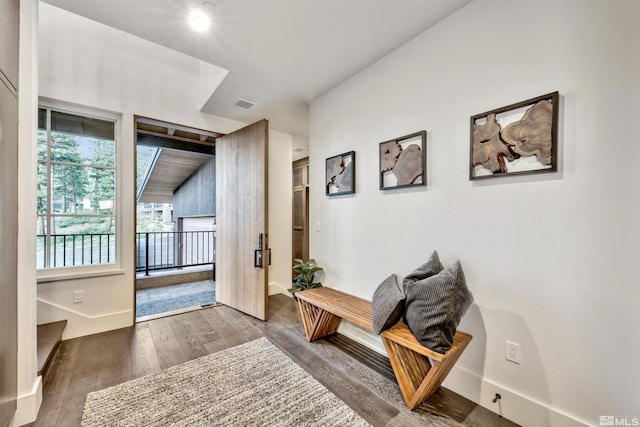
[41,0,471,155]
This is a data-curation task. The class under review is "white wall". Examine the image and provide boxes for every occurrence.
[36,3,292,338]
[268,129,293,296]
[309,1,640,426]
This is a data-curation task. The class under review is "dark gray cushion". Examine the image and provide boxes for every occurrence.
[403,260,474,353]
[372,274,405,334]
[402,250,443,295]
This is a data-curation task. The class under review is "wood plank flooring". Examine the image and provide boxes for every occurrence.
[33,294,519,427]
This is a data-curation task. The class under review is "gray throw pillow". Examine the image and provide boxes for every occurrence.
[372,274,405,334]
[403,260,474,353]
[402,250,443,295]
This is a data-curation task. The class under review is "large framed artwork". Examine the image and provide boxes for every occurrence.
[326,151,355,196]
[470,91,559,180]
[379,131,426,190]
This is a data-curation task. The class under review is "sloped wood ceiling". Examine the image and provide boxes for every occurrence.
[137,148,211,203]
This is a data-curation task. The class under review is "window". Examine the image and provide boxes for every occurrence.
[37,104,119,270]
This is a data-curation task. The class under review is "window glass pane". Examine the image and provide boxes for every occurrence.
[50,165,115,215]
[87,166,116,214]
[50,132,84,164]
[51,132,115,167]
[37,162,47,214]
[51,110,115,140]
[52,216,115,236]
[36,216,47,236]
[293,190,303,227]
[48,217,116,268]
[293,167,303,187]
[81,137,115,167]
[36,218,47,269]
[51,164,90,214]
[293,229,304,261]
[37,129,47,160]
[38,105,118,269]
[38,108,46,130]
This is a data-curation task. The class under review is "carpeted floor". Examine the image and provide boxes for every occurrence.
[136,280,216,318]
[81,337,369,427]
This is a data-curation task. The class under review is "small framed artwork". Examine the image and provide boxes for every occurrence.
[379,131,426,190]
[470,91,559,180]
[326,151,355,196]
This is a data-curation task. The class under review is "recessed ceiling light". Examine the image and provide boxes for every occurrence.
[189,12,210,32]
[189,2,214,32]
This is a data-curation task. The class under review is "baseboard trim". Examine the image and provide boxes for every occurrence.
[338,324,590,427]
[338,321,386,355]
[268,282,289,297]
[37,298,133,340]
[444,365,590,427]
[11,376,42,427]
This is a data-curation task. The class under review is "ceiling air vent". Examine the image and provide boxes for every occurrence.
[235,98,256,110]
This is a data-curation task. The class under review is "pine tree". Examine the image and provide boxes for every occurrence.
[89,138,116,233]
[37,131,48,235]
[50,133,88,216]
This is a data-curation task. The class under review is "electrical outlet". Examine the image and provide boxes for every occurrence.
[505,341,520,364]
[73,290,83,304]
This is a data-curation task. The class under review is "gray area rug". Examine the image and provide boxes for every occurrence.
[81,337,369,427]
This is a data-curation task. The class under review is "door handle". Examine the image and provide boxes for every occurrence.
[254,249,263,268]
[254,233,264,268]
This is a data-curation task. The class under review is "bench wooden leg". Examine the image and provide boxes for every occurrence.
[297,299,343,341]
[381,334,472,410]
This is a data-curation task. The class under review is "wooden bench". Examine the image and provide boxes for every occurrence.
[296,287,472,410]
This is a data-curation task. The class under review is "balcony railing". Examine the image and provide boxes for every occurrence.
[136,231,215,276]
[37,233,116,269]
[37,231,215,273]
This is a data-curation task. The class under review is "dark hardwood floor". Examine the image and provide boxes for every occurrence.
[33,294,518,427]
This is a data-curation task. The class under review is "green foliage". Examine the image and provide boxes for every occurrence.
[135,209,174,232]
[37,161,47,216]
[89,140,116,232]
[76,223,112,234]
[38,130,116,234]
[52,216,114,235]
[51,133,88,215]
[288,258,323,297]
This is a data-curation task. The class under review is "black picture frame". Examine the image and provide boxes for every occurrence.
[326,151,355,196]
[379,131,426,190]
[470,91,559,180]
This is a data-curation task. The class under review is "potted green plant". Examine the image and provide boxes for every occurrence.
[288,258,323,298]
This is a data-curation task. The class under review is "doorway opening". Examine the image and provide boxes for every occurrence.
[135,116,223,321]
[292,157,309,263]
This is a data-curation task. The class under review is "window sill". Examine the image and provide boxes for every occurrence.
[37,267,126,284]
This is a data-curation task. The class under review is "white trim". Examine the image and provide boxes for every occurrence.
[338,321,386,355]
[37,267,125,283]
[37,298,133,339]
[268,281,289,296]
[37,297,130,319]
[338,326,591,427]
[38,97,122,122]
[443,365,591,427]
[36,98,123,274]
[11,376,42,427]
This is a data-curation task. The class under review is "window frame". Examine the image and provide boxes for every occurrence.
[37,99,124,282]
